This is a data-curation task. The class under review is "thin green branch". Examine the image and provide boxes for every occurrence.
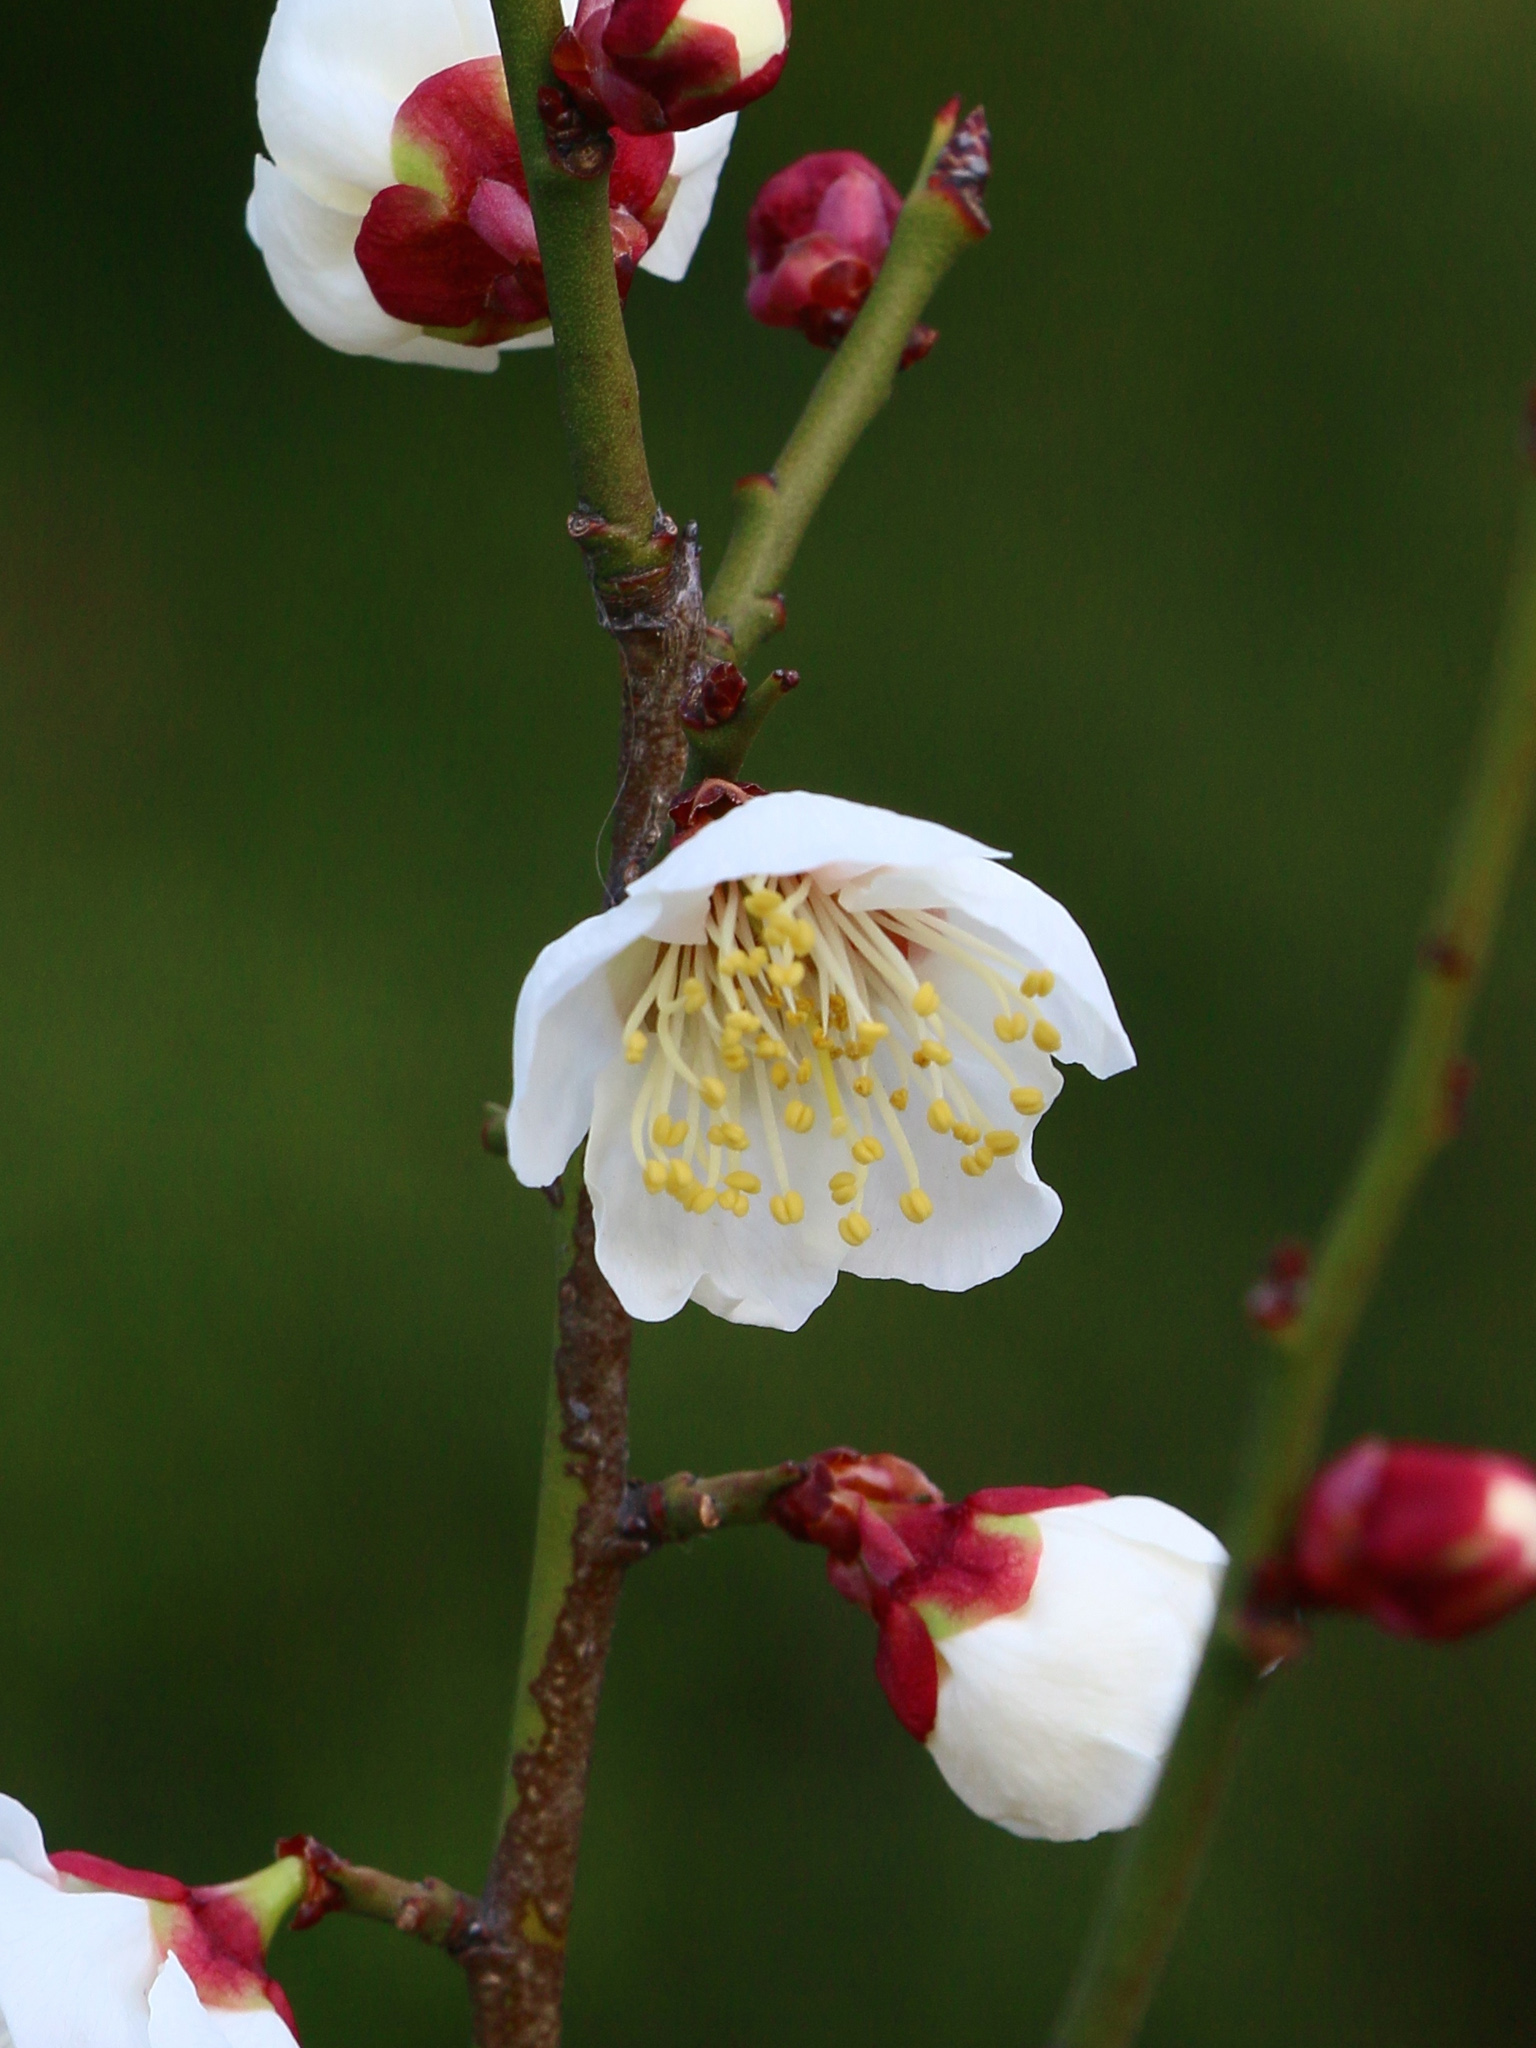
[1050,480,1536,2048]
[614,1460,809,1552]
[490,0,665,587]
[705,103,992,666]
[281,1835,482,1951]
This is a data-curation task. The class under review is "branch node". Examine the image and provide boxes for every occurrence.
[926,105,992,239]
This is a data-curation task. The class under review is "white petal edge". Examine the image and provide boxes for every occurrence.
[507,893,664,1185]
[626,791,1006,905]
[147,1959,231,2048]
[1042,1495,1229,1570]
[0,1870,158,2048]
[841,859,1136,1079]
[0,1798,53,1883]
[640,114,738,281]
[256,0,499,211]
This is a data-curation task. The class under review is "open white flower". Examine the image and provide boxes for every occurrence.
[507,791,1135,1330]
[248,0,737,369]
[0,1795,302,2047]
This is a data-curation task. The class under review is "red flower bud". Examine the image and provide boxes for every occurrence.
[746,152,904,351]
[1292,1438,1536,1640]
[553,0,790,136]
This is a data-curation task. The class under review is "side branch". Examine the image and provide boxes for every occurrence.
[613,1460,809,1554]
[705,103,992,666]
[1049,480,1536,2048]
[280,1836,483,1952]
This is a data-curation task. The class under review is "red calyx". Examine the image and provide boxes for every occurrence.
[556,0,791,135]
[668,777,766,842]
[773,1451,1107,1741]
[355,58,673,345]
[680,660,748,731]
[1287,1437,1536,1640]
[746,152,903,352]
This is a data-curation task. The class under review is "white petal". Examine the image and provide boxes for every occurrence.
[496,327,556,353]
[196,2012,299,2048]
[247,159,417,358]
[146,1960,229,2048]
[841,859,1135,1079]
[927,1500,1224,1842]
[255,0,498,211]
[639,114,737,282]
[585,1054,843,1329]
[0,1798,54,1884]
[506,894,664,1186]
[0,1868,158,2048]
[626,792,1005,906]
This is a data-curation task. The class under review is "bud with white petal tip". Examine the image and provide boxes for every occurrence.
[553,0,790,135]
[0,1793,304,2045]
[773,1453,1227,1842]
[1289,1437,1536,1640]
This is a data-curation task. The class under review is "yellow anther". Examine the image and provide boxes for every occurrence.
[642,1159,668,1194]
[889,1088,909,1111]
[791,918,817,956]
[854,1020,890,1054]
[899,1188,935,1225]
[771,1060,791,1089]
[682,977,707,1013]
[666,1158,695,1193]
[768,960,806,989]
[689,1187,718,1214]
[784,1100,815,1134]
[625,1031,649,1064]
[927,1100,956,1134]
[918,1039,953,1066]
[829,1171,859,1204]
[725,1170,761,1194]
[744,888,783,918]
[723,1049,751,1073]
[994,1014,1023,1043]
[718,949,749,974]
[756,1034,788,1059]
[960,1152,986,1178]
[811,1028,830,1049]
[830,1113,851,1138]
[721,1028,742,1053]
[769,1191,806,1226]
[850,1136,885,1166]
[838,1212,873,1247]
[793,1001,816,1025]
[1011,1012,1033,1039]
[748,946,769,971]
[952,1122,980,1146]
[796,1058,813,1085]
[651,1114,688,1147]
[970,1145,994,1172]
[1033,1019,1063,1053]
[913,981,940,1017]
[985,1130,1020,1156]
[722,1189,749,1217]
[852,1075,874,1098]
[912,1048,930,1068]
[827,1042,844,1060]
[829,994,850,1027]
[700,1077,728,1109]
[709,1121,750,1150]
[725,1010,758,1033]
[1011,1085,1046,1115]
[1020,968,1056,998]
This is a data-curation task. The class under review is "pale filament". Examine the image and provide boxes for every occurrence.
[621,877,1056,1235]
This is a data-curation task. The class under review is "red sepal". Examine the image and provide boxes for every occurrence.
[873,1595,940,1741]
[51,1850,188,1902]
[668,777,766,843]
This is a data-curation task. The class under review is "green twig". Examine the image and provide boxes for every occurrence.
[704,102,993,667]
[1050,480,1536,2048]
[614,1460,810,1552]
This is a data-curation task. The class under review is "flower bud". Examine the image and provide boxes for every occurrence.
[1291,1437,1536,1640]
[746,152,903,350]
[553,0,790,136]
[776,1456,1226,1841]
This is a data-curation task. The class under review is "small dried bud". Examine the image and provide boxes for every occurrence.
[668,776,766,843]
[1244,1238,1311,1332]
[1291,1437,1536,1640]
[681,660,749,730]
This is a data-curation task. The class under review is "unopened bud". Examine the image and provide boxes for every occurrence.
[774,1453,1225,1842]
[553,0,790,136]
[746,152,903,351]
[1291,1437,1536,1640]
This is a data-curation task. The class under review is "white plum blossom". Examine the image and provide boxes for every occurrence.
[925,1496,1228,1841]
[0,1796,301,2048]
[247,0,737,369]
[507,791,1135,1330]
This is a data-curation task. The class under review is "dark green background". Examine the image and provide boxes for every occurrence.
[4,0,1536,2039]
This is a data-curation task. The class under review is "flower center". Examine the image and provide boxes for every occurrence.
[620,874,1059,1239]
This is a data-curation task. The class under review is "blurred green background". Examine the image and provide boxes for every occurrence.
[4,0,1536,2040]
